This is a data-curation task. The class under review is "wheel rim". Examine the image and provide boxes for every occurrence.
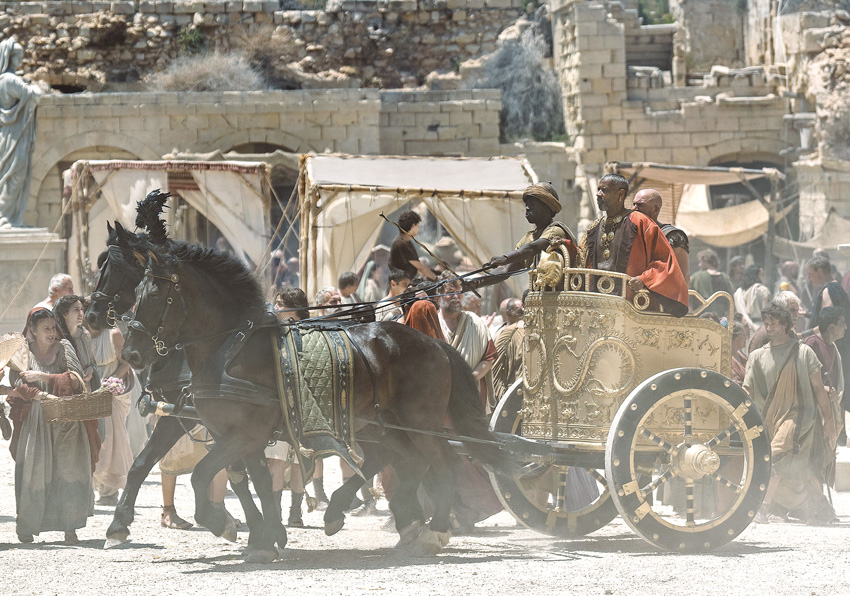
[606,368,771,551]
[490,380,617,537]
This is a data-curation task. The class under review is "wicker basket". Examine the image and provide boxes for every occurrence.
[41,372,112,424]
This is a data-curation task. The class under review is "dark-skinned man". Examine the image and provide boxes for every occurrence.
[632,188,690,283]
[470,183,577,290]
[581,173,689,316]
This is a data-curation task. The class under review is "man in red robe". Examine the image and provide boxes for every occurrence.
[580,173,689,316]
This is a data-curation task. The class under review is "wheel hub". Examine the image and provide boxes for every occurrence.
[672,443,720,480]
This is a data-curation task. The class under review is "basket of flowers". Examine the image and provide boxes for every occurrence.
[42,375,123,424]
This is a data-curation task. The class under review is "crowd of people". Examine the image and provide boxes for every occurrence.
[2,176,847,546]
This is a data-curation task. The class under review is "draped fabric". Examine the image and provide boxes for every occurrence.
[582,211,689,316]
[403,300,444,342]
[300,155,535,301]
[439,310,496,412]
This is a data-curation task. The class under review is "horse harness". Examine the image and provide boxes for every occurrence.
[126,262,191,357]
[91,244,143,328]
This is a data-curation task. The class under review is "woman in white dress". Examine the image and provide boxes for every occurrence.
[88,324,136,505]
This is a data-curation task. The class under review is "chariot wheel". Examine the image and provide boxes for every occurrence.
[606,368,771,552]
[489,379,618,538]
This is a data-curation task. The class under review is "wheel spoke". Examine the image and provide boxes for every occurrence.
[640,428,676,454]
[640,468,676,498]
[588,469,606,485]
[683,395,693,438]
[706,423,737,449]
[685,479,695,526]
[707,471,742,492]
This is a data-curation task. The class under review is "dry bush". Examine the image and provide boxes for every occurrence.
[148,52,268,92]
[474,27,565,142]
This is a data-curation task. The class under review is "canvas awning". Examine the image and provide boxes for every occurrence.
[299,154,537,299]
[605,161,787,247]
[773,210,850,262]
[68,159,271,291]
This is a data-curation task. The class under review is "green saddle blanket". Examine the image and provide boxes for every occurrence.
[273,326,361,480]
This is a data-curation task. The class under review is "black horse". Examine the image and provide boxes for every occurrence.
[87,223,273,553]
[119,238,514,561]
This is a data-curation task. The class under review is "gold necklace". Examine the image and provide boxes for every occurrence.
[600,212,627,260]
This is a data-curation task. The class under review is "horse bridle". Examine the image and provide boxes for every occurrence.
[127,262,189,357]
[91,245,141,328]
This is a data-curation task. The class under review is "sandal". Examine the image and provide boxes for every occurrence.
[161,506,193,530]
[63,530,79,545]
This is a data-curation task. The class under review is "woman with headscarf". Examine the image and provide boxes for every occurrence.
[6,308,99,544]
[0,37,42,229]
[54,295,98,391]
[734,264,772,328]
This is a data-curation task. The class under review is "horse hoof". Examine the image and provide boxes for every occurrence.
[245,549,279,564]
[324,517,345,536]
[394,520,422,549]
[221,516,238,543]
[103,536,128,550]
[408,527,449,556]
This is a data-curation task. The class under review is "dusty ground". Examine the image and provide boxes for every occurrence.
[1,440,849,596]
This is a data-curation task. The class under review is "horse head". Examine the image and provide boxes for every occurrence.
[122,246,188,370]
[85,220,148,330]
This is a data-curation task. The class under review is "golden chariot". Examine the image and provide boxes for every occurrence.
[488,244,771,552]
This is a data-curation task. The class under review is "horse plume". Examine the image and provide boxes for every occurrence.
[135,189,171,245]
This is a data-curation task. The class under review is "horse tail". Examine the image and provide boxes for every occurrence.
[439,343,518,476]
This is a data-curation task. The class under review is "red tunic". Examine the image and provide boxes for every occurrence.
[583,211,689,317]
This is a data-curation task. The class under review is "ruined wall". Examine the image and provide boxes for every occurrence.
[1,0,526,90]
[550,0,790,228]
[669,0,746,70]
[27,88,503,229]
[379,90,502,156]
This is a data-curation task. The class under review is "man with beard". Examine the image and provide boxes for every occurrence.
[580,174,689,316]
[436,271,502,533]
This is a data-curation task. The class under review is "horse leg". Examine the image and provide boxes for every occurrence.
[105,416,186,549]
[242,451,284,563]
[224,459,263,548]
[407,438,459,556]
[192,442,249,541]
[324,442,391,536]
[389,456,430,549]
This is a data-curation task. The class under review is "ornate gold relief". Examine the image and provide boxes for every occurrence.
[667,330,695,350]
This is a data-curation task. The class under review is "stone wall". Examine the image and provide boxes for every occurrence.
[499,140,580,224]
[379,90,502,156]
[1,0,526,91]
[550,0,792,230]
[26,88,503,228]
[670,0,746,71]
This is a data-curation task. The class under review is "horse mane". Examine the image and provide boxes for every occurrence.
[165,241,264,308]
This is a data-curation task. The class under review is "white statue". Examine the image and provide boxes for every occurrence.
[0,38,42,229]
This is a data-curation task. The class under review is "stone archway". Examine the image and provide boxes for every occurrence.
[29,130,159,226]
[27,138,151,229]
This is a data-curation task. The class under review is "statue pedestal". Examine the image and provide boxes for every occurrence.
[0,229,66,333]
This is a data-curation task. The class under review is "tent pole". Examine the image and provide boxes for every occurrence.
[765,178,779,291]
